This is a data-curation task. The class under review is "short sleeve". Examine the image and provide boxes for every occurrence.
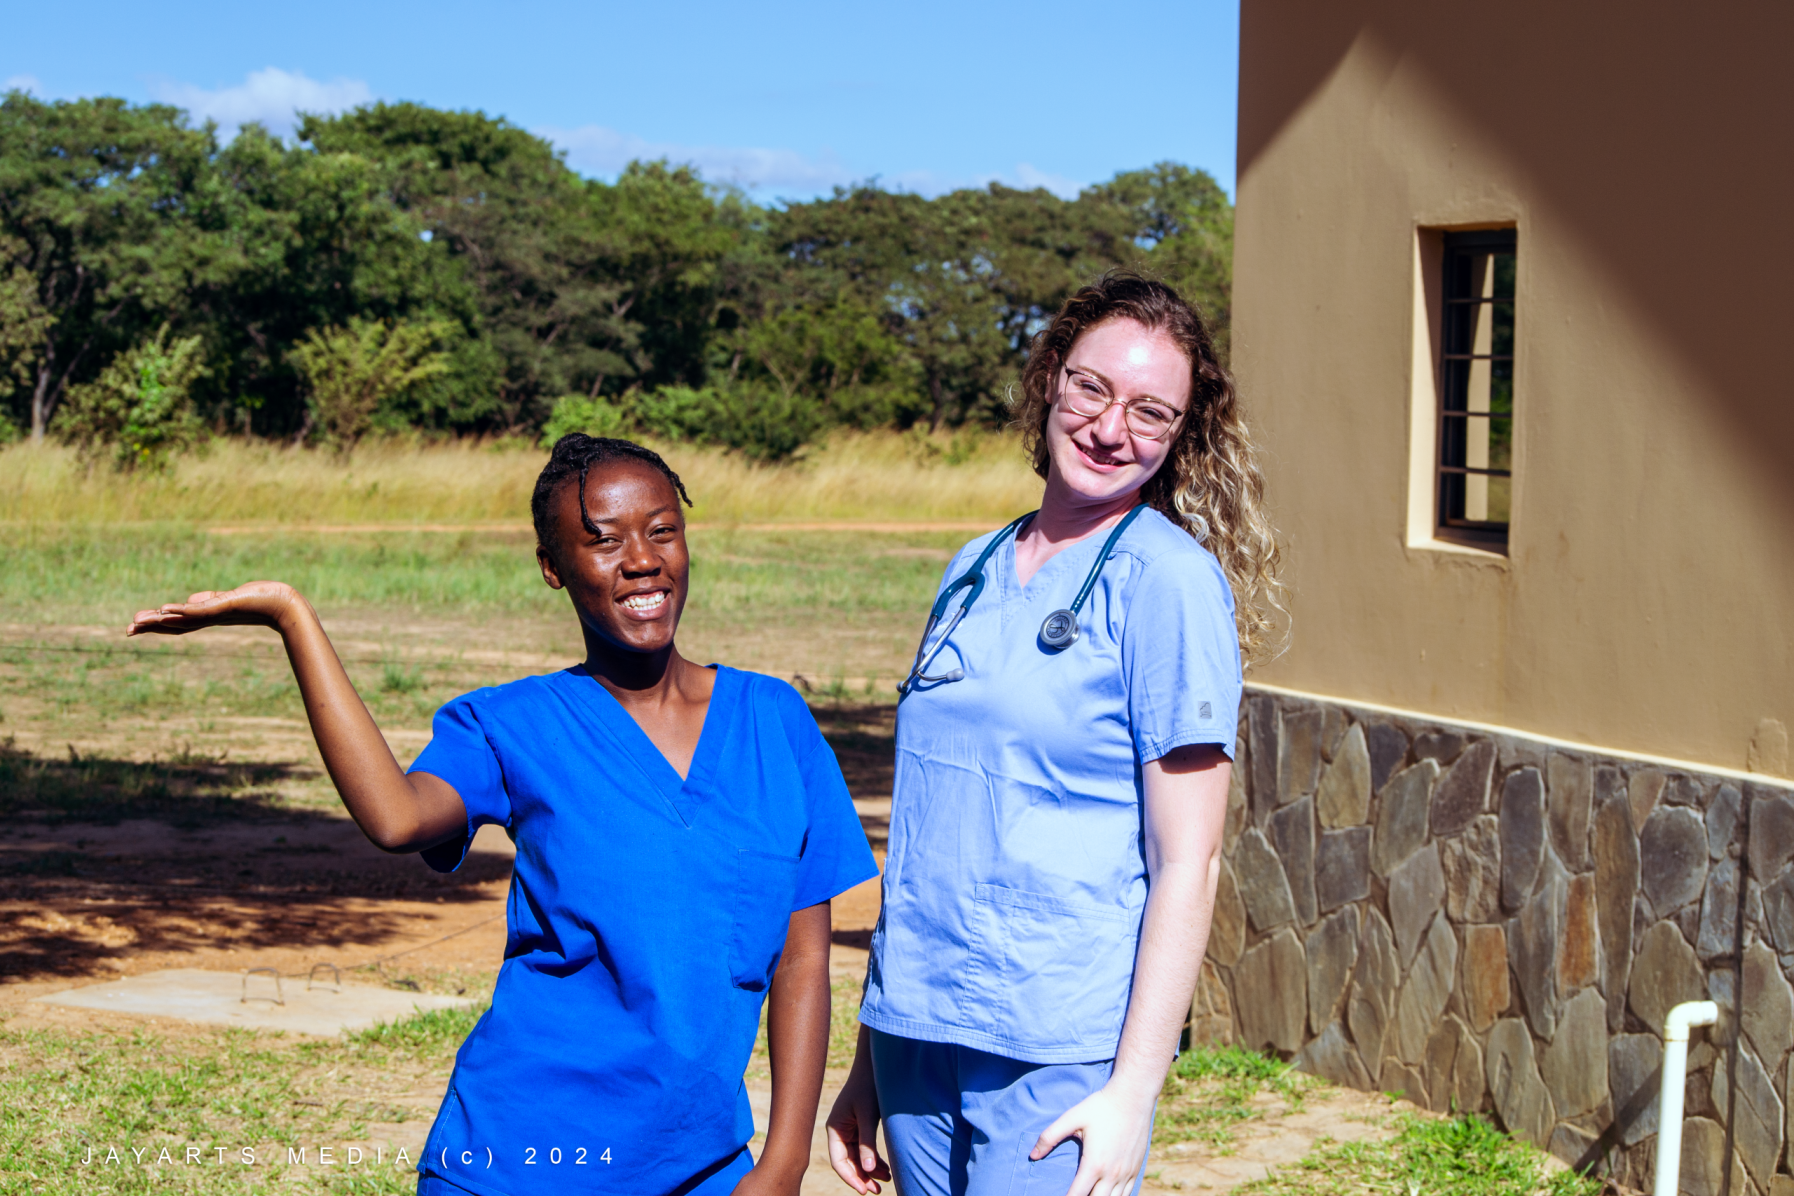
[408,693,514,873]
[779,694,880,911]
[1120,549,1243,764]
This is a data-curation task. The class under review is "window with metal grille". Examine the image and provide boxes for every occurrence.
[1437,229,1516,550]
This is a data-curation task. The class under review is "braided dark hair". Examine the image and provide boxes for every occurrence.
[531,434,694,553]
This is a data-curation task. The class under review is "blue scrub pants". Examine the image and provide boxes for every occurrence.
[871,1030,1149,1196]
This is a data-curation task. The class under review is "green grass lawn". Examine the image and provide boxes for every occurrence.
[0,524,965,786]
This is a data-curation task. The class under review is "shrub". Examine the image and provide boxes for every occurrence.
[633,382,824,462]
[52,324,208,471]
[540,394,629,446]
[290,317,453,451]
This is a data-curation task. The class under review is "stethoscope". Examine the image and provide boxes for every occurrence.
[898,504,1148,695]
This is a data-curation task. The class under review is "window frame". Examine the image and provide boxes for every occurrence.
[1434,228,1517,552]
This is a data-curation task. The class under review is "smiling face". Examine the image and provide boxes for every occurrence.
[536,460,690,657]
[1043,317,1193,507]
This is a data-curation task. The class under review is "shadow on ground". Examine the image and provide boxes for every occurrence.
[0,740,512,984]
[0,736,314,826]
[812,703,896,802]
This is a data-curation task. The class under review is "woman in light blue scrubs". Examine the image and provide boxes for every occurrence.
[827,275,1285,1196]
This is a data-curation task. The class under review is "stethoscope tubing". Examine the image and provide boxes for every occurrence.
[899,505,1147,695]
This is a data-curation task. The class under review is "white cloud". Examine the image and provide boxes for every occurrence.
[5,74,42,94]
[539,123,859,197]
[148,67,373,140]
[543,124,1089,202]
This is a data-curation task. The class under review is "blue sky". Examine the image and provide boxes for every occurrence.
[1,0,1239,201]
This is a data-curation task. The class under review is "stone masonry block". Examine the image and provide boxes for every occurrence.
[1392,915,1458,1065]
[1270,796,1317,926]
[1389,843,1446,968]
[1234,928,1307,1054]
[1547,754,1594,871]
[1629,920,1705,1035]
[1594,795,1639,1031]
[1442,814,1502,923]
[1248,694,1277,826]
[1316,723,1371,829]
[1749,791,1794,883]
[1557,873,1598,995]
[1315,826,1371,913]
[1627,767,1666,835]
[1640,805,1708,914]
[1539,987,1608,1119]
[1305,905,1359,1036]
[1207,856,1245,967]
[1704,783,1741,861]
[1741,940,1794,1070]
[1373,759,1439,877]
[1432,740,1496,840]
[1696,858,1739,961]
[1609,1033,1663,1145]
[1511,849,1566,1041]
[1500,767,1546,912]
[1278,707,1323,807]
[1234,828,1296,932]
[1488,1018,1556,1148]
[1461,923,1510,1032]
[1714,1045,1785,1194]
[1347,908,1399,1082]
[1366,722,1408,795]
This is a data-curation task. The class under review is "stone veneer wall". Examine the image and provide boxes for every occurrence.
[1191,687,1794,1195]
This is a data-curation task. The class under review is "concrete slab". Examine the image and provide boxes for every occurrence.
[29,968,474,1037]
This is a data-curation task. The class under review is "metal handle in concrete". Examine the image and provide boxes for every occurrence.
[1654,1000,1719,1196]
[241,967,285,1006]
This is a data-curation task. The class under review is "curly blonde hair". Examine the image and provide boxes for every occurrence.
[1016,272,1288,664]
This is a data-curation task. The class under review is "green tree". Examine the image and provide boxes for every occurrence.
[1090,162,1234,360]
[52,323,208,470]
[0,232,52,404]
[289,317,453,451]
[196,122,485,437]
[0,91,237,440]
[297,109,741,431]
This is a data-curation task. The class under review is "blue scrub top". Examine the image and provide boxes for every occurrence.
[861,508,1241,1064]
[407,665,878,1196]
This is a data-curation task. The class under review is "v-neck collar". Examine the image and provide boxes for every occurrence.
[1003,524,1106,606]
[566,663,734,828]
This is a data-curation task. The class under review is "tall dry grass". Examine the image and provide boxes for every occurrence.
[0,430,1043,527]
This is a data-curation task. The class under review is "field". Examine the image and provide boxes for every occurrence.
[0,435,1593,1195]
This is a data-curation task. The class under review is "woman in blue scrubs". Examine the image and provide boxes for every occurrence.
[129,435,878,1196]
[827,275,1284,1196]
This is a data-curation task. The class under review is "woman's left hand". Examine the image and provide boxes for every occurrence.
[1031,1081,1156,1196]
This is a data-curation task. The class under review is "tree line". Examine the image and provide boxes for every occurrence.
[0,91,1232,463]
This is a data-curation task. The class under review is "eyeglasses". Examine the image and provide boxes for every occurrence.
[1057,367,1186,441]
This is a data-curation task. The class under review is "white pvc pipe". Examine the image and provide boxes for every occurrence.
[1654,1000,1720,1196]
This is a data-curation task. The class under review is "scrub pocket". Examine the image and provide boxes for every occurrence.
[728,848,801,991]
[1013,1132,1082,1195]
[959,883,1139,1057]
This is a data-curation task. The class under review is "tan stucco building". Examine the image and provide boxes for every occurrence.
[1197,5,1794,1187]
[1234,1,1792,781]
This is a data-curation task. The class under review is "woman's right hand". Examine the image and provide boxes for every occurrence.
[825,1028,890,1194]
[128,581,304,637]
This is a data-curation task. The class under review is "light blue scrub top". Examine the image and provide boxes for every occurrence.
[860,508,1241,1064]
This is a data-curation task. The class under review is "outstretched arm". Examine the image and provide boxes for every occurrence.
[128,582,466,854]
[737,901,833,1196]
[1031,742,1231,1196]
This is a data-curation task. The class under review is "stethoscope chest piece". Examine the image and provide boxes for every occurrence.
[1039,609,1080,650]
